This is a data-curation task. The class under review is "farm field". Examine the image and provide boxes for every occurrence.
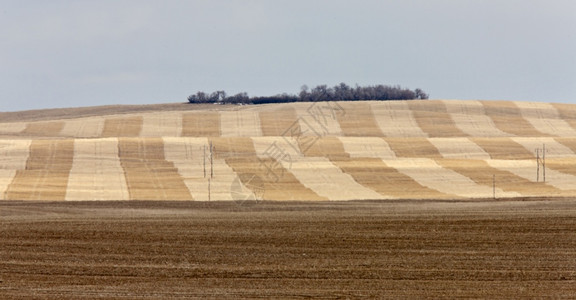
[1,200,575,299]
[3,99,576,200]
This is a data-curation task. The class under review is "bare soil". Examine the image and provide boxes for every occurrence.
[1,199,575,299]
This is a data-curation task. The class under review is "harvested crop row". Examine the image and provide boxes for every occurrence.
[293,102,344,137]
[485,159,576,192]
[5,140,74,200]
[336,102,383,137]
[370,101,428,137]
[141,112,183,137]
[21,121,65,137]
[101,116,143,137]
[407,100,468,137]
[428,137,490,159]
[66,138,129,200]
[259,107,300,137]
[0,140,31,200]
[255,137,383,200]
[220,111,263,137]
[339,137,397,160]
[436,159,553,198]
[470,137,534,160]
[481,101,549,137]
[383,137,443,159]
[515,102,576,137]
[182,112,220,137]
[118,138,192,200]
[60,117,105,138]
[442,100,511,137]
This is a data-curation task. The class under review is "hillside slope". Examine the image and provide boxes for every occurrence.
[2,99,576,201]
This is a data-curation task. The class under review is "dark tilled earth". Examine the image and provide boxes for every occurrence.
[1,200,575,299]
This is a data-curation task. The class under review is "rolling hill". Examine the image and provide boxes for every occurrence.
[2,99,576,201]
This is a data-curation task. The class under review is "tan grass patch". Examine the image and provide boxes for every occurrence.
[0,140,31,200]
[436,159,551,197]
[101,116,143,137]
[336,102,383,137]
[384,158,500,198]
[407,100,468,137]
[338,137,396,159]
[384,137,442,159]
[428,137,490,159]
[331,157,453,199]
[481,101,549,137]
[118,138,192,200]
[442,100,511,137]
[220,111,263,137]
[66,138,129,200]
[21,121,64,137]
[5,140,74,200]
[259,107,300,137]
[470,138,534,160]
[181,112,221,137]
[141,112,183,137]
[369,101,428,137]
[514,102,576,137]
[60,117,105,138]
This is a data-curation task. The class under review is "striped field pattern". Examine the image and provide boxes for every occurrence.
[2,99,576,200]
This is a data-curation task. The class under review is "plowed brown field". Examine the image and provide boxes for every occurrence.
[1,200,575,299]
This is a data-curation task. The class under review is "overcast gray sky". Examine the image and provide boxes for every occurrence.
[0,0,575,112]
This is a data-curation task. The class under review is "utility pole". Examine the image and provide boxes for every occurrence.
[542,143,546,183]
[492,174,496,200]
[203,145,206,178]
[535,144,547,183]
[208,178,211,201]
[536,148,540,182]
[210,142,214,179]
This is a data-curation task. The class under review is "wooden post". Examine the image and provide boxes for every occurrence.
[208,178,211,201]
[210,142,214,179]
[203,145,206,178]
[492,174,496,200]
[542,143,546,183]
[536,148,540,182]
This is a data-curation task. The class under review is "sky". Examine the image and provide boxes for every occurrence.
[0,0,575,112]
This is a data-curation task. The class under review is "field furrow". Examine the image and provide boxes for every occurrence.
[181,112,221,137]
[118,138,192,200]
[407,100,468,137]
[60,117,105,138]
[101,116,143,137]
[370,101,428,137]
[336,103,383,137]
[442,100,511,137]
[141,112,183,137]
[66,138,129,200]
[481,101,549,137]
[220,111,263,137]
[5,140,74,200]
[515,101,576,137]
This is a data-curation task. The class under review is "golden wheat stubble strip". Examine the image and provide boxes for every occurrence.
[118,138,192,200]
[383,137,442,159]
[259,107,300,137]
[335,102,383,137]
[369,101,428,137]
[470,137,534,160]
[551,103,576,133]
[5,139,74,200]
[215,137,327,201]
[0,140,31,200]
[481,101,550,137]
[101,116,143,137]
[515,102,576,137]
[21,121,65,137]
[442,100,512,137]
[407,100,468,137]
[331,157,453,199]
[181,112,221,137]
[554,137,576,155]
[437,159,559,197]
